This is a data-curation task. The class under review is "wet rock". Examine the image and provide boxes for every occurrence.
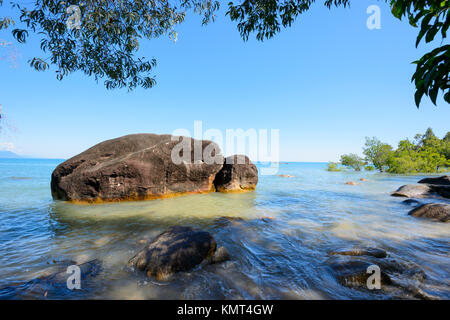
[392,184,450,199]
[391,184,434,198]
[277,174,295,178]
[128,226,217,280]
[209,246,230,264]
[418,176,450,186]
[329,260,392,288]
[402,199,422,207]
[51,134,224,202]
[0,260,102,299]
[213,155,258,193]
[213,216,245,227]
[345,181,357,185]
[429,184,450,198]
[329,247,387,259]
[328,254,429,299]
[408,203,450,222]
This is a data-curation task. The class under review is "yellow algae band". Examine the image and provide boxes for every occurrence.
[67,189,219,205]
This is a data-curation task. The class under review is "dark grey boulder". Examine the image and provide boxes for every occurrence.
[51,134,224,203]
[391,184,434,198]
[408,203,450,222]
[418,176,450,186]
[128,226,218,280]
[213,155,258,192]
[429,184,450,198]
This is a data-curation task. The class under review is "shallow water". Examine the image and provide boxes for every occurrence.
[0,159,449,299]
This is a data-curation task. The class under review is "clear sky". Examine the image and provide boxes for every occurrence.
[0,1,449,161]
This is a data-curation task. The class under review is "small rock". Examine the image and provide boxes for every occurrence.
[329,260,392,288]
[402,199,422,207]
[277,174,295,178]
[210,246,230,264]
[128,226,217,280]
[329,247,387,259]
[408,203,450,222]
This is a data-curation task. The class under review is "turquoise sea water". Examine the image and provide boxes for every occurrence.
[0,159,449,299]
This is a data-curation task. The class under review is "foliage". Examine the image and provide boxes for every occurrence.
[0,0,448,102]
[326,162,341,171]
[0,0,219,90]
[389,0,450,106]
[363,137,394,172]
[341,128,450,174]
[340,153,365,171]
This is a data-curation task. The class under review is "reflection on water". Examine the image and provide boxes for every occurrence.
[0,159,449,299]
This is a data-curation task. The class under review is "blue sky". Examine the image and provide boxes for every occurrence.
[0,1,449,161]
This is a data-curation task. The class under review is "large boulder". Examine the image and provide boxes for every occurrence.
[51,134,224,202]
[408,203,450,222]
[213,155,258,192]
[391,184,450,199]
[391,184,433,198]
[418,176,450,186]
[128,226,218,280]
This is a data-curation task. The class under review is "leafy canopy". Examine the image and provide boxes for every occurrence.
[0,0,219,90]
[0,0,449,106]
[363,137,394,172]
[340,153,365,171]
[341,128,450,174]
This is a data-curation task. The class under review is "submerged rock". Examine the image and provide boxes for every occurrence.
[208,246,230,264]
[329,260,392,288]
[402,199,422,207]
[328,254,427,298]
[213,155,258,193]
[329,247,387,259]
[408,203,450,222]
[0,260,102,299]
[418,176,450,186]
[128,226,218,280]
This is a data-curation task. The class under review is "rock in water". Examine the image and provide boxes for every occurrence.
[408,203,450,222]
[402,199,422,207]
[391,184,433,198]
[418,176,450,186]
[51,134,224,202]
[329,247,387,259]
[128,226,217,280]
[213,155,258,192]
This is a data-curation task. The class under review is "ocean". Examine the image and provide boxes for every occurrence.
[0,158,449,299]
